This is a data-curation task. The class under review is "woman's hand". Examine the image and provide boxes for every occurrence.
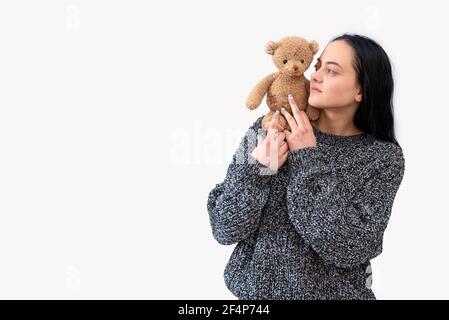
[280,94,317,152]
[251,111,289,171]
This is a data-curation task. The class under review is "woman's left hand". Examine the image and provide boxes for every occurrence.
[280,94,317,152]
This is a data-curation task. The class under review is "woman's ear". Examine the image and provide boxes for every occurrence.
[355,87,363,102]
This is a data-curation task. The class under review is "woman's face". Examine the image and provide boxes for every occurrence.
[308,40,362,109]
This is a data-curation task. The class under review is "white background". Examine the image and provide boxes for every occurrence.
[0,0,447,299]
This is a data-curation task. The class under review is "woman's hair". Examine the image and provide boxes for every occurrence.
[330,33,399,146]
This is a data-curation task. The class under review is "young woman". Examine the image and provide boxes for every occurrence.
[207,33,405,300]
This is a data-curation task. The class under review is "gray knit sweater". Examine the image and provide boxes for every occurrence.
[207,115,405,300]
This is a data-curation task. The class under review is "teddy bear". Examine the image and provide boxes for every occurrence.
[246,36,321,131]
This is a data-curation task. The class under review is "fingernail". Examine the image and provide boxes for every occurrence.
[288,94,293,100]
[281,107,285,112]
[274,110,280,116]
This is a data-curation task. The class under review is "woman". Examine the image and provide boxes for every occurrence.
[206,33,405,300]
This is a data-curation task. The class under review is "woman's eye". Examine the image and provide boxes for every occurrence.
[283,59,288,64]
[314,64,319,71]
[327,68,336,75]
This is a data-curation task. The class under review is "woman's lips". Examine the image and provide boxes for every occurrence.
[311,87,321,93]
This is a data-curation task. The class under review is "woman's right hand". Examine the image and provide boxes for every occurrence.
[251,111,289,171]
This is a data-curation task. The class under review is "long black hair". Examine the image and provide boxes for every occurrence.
[330,33,399,146]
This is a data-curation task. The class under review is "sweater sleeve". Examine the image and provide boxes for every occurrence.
[286,143,405,269]
[207,117,277,245]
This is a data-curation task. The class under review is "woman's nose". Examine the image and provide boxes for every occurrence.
[311,71,322,83]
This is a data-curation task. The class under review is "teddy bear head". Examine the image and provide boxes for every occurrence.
[265,36,319,76]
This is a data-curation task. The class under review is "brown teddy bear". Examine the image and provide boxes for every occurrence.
[246,36,321,131]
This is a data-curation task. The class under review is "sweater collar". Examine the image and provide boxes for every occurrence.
[312,124,373,146]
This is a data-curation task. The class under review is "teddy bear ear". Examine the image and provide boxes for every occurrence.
[309,40,319,55]
[265,41,278,55]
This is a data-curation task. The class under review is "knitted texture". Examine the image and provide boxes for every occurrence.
[207,115,405,300]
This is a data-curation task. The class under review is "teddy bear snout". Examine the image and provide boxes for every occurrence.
[293,65,299,71]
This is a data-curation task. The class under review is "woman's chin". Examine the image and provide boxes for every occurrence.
[308,97,324,108]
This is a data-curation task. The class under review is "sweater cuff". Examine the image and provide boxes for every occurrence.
[287,144,329,176]
[233,154,277,185]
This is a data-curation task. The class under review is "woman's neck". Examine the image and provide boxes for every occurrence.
[311,108,365,136]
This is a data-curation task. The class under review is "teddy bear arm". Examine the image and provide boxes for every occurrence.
[303,78,320,121]
[304,78,310,96]
[246,72,278,110]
